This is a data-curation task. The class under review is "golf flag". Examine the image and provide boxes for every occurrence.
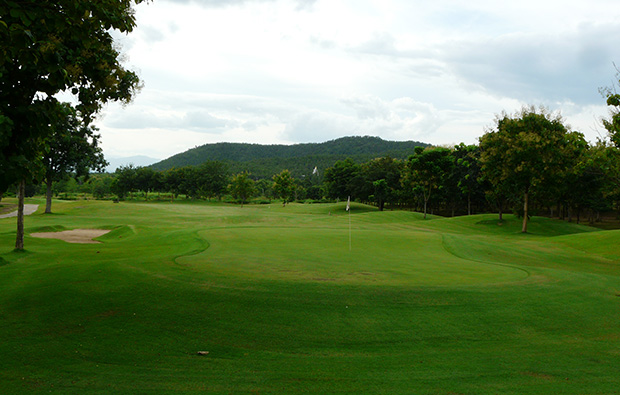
[346,196,350,211]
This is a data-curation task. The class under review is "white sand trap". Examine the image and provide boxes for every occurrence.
[31,229,111,244]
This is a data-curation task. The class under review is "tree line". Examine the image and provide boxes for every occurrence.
[40,99,620,235]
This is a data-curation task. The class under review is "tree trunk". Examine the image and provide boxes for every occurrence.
[498,199,503,222]
[467,193,471,216]
[45,177,53,214]
[423,188,431,219]
[15,180,26,251]
[521,190,529,233]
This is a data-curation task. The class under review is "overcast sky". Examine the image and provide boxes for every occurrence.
[97,0,620,160]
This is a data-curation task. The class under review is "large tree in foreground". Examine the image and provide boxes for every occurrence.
[0,0,146,250]
[479,107,575,233]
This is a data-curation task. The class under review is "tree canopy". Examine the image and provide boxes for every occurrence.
[601,68,620,147]
[42,102,107,213]
[0,0,146,249]
[229,172,255,207]
[479,107,580,232]
[405,146,453,219]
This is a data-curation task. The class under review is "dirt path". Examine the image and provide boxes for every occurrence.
[0,204,39,219]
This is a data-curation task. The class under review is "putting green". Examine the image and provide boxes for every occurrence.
[179,226,529,286]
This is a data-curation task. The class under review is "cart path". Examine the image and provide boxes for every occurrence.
[0,204,39,219]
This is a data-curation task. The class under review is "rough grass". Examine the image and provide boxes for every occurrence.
[1,198,619,394]
[0,203,18,215]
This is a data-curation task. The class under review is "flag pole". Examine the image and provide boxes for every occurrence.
[346,196,351,251]
[349,209,351,251]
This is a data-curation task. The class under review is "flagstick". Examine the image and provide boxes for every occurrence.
[348,208,352,251]
[346,196,352,251]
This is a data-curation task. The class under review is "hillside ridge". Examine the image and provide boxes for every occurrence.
[150,136,430,177]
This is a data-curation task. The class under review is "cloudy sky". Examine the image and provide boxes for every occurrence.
[98,0,620,160]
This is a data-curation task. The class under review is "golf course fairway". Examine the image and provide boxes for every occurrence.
[1,199,619,394]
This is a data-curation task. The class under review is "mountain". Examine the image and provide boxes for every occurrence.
[149,136,430,178]
[106,155,162,173]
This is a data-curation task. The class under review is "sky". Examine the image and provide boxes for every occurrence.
[97,0,620,161]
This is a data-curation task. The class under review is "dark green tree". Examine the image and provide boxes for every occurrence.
[110,165,137,200]
[480,107,574,233]
[42,102,107,213]
[255,179,273,201]
[134,167,157,201]
[272,170,296,205]
[600,66,620,147]
[360,156,403,211]
[405,146,453,219]
[229,172,255,207]
[324,158,361,200]
[175,166,200,199]
[451,144,484,216]
[1,0,146,249]
[196,161,228,201]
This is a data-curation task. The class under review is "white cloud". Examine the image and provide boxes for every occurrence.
[95,0,620,159]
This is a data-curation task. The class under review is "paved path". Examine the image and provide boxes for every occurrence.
[0,204,39,219]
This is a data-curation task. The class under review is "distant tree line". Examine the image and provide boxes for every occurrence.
[31,99,620,233]
[6,68,620,234]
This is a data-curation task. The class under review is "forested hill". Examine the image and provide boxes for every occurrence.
[150,136,430,178]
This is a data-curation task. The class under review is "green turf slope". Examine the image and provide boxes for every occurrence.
[0,199,619,394]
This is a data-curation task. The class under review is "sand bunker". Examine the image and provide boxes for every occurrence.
[31,229,111,244]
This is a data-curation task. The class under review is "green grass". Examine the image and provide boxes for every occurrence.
[1,198,620,394]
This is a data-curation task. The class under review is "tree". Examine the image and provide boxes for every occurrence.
[405,146,453,219]
[451,144,484,216]
[272,170,296,205]
[1,0,146,250]
[134,167,157,200]
[229,172,255,207]
[255,179,273,201]
[42,102,107,213]
[324,158,361,200]
[85,174,113,199]
[359,156,403,211]
[110,165,137,200]
[579,141,620,220]
[600,66,620,147]
[196,161,228,201]
[479,107,573,233]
